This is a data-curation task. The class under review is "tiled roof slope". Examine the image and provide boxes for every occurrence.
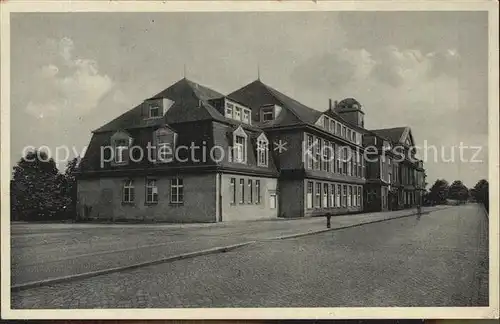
[370,127,408,143]
[94,78,226,133]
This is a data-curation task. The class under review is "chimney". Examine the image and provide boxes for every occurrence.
[329,98,332,110]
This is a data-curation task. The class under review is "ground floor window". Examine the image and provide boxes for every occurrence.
[330,184,335,207]
[342,185,347,207]
[358,186,362,207]
[239,179,245,204]
[315,183,321,208]
[347,185,352,207]
[306,181,313,209]
[230,178,236,204]
[337,184,341,207]
[248,179,253,203]
[146,179,158,204]
[122,179,135,203]
[170,178,184,204]
[353,186,357,207]
[323,183,329,208]
[269,190,277,209]
[256,180,261,204]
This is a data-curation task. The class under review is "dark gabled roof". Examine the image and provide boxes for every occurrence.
[370,127,408,144]
[228,80,322,127]
[94,78,226,133]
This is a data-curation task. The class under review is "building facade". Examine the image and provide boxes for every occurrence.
[77,77,426,222]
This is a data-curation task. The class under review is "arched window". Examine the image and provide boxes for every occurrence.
[257,133,269,167]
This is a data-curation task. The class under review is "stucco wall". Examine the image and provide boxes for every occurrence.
[220,173,278,222]
[77,174,217,223]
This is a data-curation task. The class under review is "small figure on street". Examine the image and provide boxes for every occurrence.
[416,203,422,220]
[326,213,332,228]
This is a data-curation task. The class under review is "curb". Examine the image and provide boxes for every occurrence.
[269,210,431,241]
[11,241,255,292]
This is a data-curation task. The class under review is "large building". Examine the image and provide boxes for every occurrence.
[76,78,426,222]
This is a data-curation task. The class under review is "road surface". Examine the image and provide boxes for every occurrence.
[11,204,488,308]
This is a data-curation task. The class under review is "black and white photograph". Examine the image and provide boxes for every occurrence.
[1,0,498,320]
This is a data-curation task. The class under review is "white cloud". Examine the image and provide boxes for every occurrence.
[25,37,114,120]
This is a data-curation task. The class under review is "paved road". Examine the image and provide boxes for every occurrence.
[11,204,488,308]
[11,207,445,286]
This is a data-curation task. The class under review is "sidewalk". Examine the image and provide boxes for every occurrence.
[11,206,449,290]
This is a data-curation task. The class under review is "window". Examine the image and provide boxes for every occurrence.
[269,191,277,209]
[330,143,336,173]
[336,145,342,174]
[257,134,269,167]
[358,186,362,207]
[342,126,346,138]
[323,183,329,208]
[323,140,330,172]
[239,179,245,204]
[353,186,357,207]
[358,152,363,177]
[242,109,250,124]
[255,180,261,204]
[306,134,314,169]
[343,185,347,207]
[347,129,352,142]
[314,138,320,170]
[149,105,160,118]
[343,147,348,175]
[114,138,129,164]
[146,179,158,204]
[170,178,183,204]
[388,158,393,184]
[307,181,313,209]
[154,128,176,163]
[330,184,335,207]
[336,184,341,207]
[225,103,233,118]
[351,131,356,143]
[248,179,253,203]
[362,157,366,178]
[329,119,335,134]
[262,108,274,121]
[122,179,135,203]
[347,148,352,176]
[347,185,352,207]
[323,116,328,129]
[234,135,246,163]
[315,183,321,208]
[353,152,358,177]
[230,178,236,204]
[336,123,342,135]
[234,107,242,121]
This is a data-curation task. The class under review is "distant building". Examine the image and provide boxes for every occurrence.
[77,78,425,222]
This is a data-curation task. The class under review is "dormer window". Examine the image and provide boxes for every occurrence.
[232,126,248,164]
[149,105,161,118]
[225,103,234,118]
[257,133,269,167]
[329,119,335,133]
[234,107,242,121]
[261,107,274,122]
[110,131,132,165]
[322,116,328,129]
[153,127,177,163]
[242,109,251,124]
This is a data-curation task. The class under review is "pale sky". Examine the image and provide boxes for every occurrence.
[10,11,489,188]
